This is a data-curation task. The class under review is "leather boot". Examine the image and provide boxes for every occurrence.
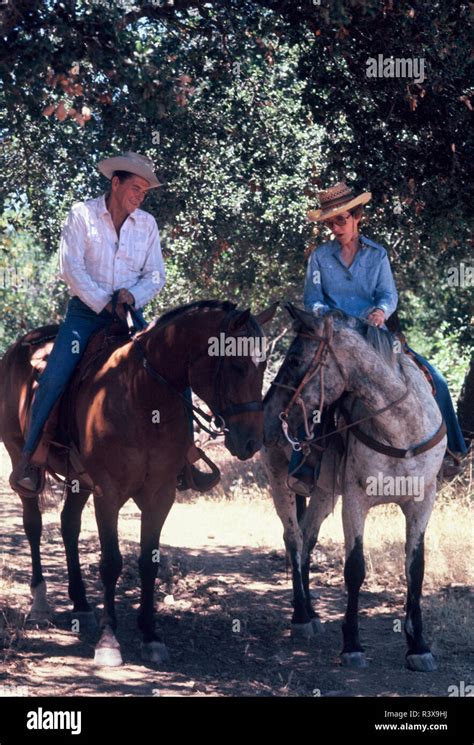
[9,452,43,497]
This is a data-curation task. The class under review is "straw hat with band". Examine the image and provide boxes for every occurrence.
[307,182,371,222]
[98,151,161,189]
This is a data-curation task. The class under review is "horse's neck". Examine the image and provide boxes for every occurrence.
[348,352,437,445]
[140,312,220,389]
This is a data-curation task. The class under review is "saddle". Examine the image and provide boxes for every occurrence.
[20,319,133,485]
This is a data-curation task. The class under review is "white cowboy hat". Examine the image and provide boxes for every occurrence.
[307,181,371,222]
[98,151,161,189]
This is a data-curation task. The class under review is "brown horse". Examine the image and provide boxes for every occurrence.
[0,299,276,666]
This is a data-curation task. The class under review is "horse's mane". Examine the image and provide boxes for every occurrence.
[154,299,237,328]
[325,309,397,368]
[154,300,263,337]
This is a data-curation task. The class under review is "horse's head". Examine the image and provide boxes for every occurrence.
[188,302,278,460]
[264,305,349,448]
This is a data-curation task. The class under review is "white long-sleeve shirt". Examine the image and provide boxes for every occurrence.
[59,194,166,314]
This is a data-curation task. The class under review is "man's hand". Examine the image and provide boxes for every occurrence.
[367,308,385,328]
[104,289,135,320]
[117,288,135,306]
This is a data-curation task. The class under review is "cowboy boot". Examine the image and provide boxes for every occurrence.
[441,452,465,480]
[177,444,221,492]
[9,452,43,497]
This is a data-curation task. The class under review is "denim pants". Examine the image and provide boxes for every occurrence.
[408,348,467,454]
[23,297,196,454]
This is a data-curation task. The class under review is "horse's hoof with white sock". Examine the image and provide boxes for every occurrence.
[341,651,369,668]
[406,652,437,672]
[94,646,123,667]
[290,621,314,639]
[94,628,123,667]
[28,581,52,623]
[141,641,170,663]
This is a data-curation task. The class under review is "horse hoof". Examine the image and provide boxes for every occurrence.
[406,652,437,672]
[141,641,170,664]
[94,646,123,667]
[341,651,368,668]
[26,609,52,625]
[311,617,325,635]
[290,622,314,639]
[71,611,98,632]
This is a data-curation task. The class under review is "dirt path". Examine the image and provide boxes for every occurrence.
[1,445,472,697]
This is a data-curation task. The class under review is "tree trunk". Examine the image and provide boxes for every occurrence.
[457,354,474,437]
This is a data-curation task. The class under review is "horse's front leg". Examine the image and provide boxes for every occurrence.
[93,493,123,667]
[261,445,313,638]
[341,494,369,668]
[136,483,176,664]
[300,485,339,634]
[402,490,437,672]
[60,485,97,631]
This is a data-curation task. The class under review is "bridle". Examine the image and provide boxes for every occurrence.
[272,318,410,453]
[133,307,263,438]
[272,317,350,451]
[271,317,446,460]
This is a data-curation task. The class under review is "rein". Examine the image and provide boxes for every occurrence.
[132,307,263,438]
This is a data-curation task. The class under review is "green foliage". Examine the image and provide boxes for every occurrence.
[0,206,67,353]
[0,0,472,372]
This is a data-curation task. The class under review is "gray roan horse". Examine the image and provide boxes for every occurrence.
[262,306,446,672]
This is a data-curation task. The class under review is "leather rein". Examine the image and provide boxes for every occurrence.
[272,323,446,459]
[132,307,263,438]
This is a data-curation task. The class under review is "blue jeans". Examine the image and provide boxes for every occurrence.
[408,348,467,454]
[23,297,147,454]
[289,423,323,480]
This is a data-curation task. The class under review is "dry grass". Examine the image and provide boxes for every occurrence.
[0,442,472,696]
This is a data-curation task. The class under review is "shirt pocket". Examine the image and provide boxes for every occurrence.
[124,231,148,271]
[84,226,103,264]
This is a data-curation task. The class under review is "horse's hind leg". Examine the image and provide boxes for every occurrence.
[340,495,369,668]
[402,493,437,672]
[21,495,52,623]
[93,494,123,667]
[60,485,96,628]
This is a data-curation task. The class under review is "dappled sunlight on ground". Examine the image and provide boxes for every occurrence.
[1,444,472,696]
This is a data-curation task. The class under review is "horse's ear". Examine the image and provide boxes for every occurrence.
[254,301,279,326]
[228,308,251,331]
[285,303,315,330]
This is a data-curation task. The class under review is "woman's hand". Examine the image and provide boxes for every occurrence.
[367,308,385,327]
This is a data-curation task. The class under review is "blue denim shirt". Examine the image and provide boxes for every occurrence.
[303,234,398,320]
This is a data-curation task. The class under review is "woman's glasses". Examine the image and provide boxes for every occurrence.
[324,214,351,229]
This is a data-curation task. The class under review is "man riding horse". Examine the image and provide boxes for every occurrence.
[10,150,217,495]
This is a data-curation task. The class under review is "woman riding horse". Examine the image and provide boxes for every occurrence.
[288,182,467,496]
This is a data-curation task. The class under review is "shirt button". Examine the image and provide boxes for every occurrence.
[345,275,352,280]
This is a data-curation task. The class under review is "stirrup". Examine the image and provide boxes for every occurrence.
[177,446,221,492]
